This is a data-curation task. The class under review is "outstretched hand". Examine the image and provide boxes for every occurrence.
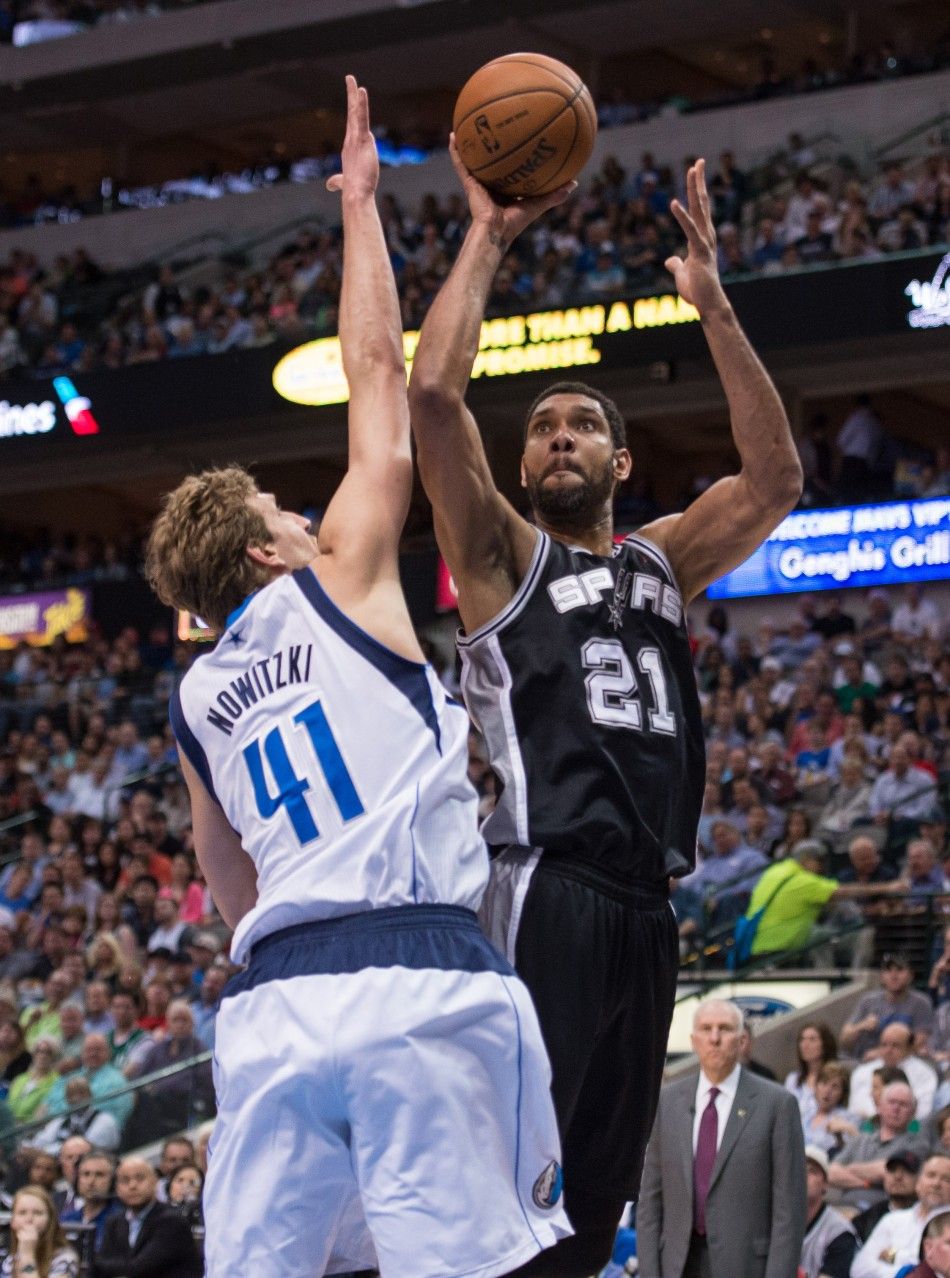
[327,74,378,198]
[448,133,576,251]
[664,158,730,316]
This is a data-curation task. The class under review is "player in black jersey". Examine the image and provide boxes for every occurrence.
[408,147,803,1277]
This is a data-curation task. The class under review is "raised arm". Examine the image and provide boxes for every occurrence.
[318,76,412,572]
[408,139,574,631]
[640,159,803,603]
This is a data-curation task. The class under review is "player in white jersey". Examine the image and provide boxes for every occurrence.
[144,77,569,1278]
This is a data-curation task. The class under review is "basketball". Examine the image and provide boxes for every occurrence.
[453,53,597,198]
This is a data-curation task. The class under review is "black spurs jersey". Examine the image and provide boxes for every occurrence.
[458,530,705,883]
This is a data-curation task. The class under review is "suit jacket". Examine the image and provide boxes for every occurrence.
[638,1066,807,1278]
[91,1200,202,1278]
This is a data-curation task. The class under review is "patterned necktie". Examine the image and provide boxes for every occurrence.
[693,1086,720,1235]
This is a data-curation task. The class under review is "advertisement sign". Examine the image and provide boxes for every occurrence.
[668,981,831,1054]
[0,588,91,648]
[905,251,950,330]
[272,294,700,407]
[708,497,950,598]
[0,379,100,443]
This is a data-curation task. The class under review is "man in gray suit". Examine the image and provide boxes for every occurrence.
[638,998,807,1278]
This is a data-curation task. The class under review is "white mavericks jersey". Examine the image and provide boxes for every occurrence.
[171,567,488,962]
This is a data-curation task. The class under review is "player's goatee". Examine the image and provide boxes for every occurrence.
[526,457,616,525]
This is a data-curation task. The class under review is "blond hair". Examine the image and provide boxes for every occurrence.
[145,466,270,633]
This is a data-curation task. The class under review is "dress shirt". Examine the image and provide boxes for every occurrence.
[851,1203,929,1278]
[126,1200,155,1248]
[693,1064,741,1154]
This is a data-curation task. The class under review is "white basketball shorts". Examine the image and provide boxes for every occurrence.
[203,904,571,1278]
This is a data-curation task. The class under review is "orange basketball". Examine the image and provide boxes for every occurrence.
[453,53,597,198]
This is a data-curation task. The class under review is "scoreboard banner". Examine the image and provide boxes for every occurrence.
[707,496,950,598]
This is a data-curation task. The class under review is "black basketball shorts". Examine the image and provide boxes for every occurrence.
[480,849,679,1203]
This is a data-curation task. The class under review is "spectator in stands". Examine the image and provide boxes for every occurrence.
[899,840,947,899]
[838,835,899,890]
[110,722,149,780]
[740,839,869,965]
[121,876,158,948]
[60,1150,120,1268]
[154,1136,195,1203]
[851,1153,950,1278]
[0,1018,33,1088]
[146,889,191,955]
[850,1025,939,1120]
[42,1033,132,1131]
[2,1185,78,1278]
[852,1152,921,1243]
[868,163,917,224]
[134,1002,210,1136]
[785,1022,838,1119]
[8,1038,60,1123]
[799,1144,857,1278]
[769,807,813,860]
[26,1151,60,1195]
[794,209,836,264]
[189,961,225,1050]
[842,954,935,1059]
[816,759,875,847]
[928,926,950,1006]
[892,585,943,644]
[803,1061,859,1157]
[21,972,70,1049]
[165,1163,203,1230]
[92,1156,202,1278]
[52,1136,91,1218]
[55,1006,85,1078]
[33,1075,120,1154]
[83,982,113,1036]
[186,930,221,988]
[682,816,766,923]
[912,1208,950,1278]
[61,850,100,921]
[828,1081,929,1208]
[107,990,152,1078]
[871,745,939,825]
[837,394,884,496]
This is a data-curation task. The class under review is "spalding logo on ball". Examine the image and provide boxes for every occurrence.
[453,53,597,197]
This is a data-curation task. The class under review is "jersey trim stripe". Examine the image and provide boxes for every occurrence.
[506,848,541,965]
[292,566,441,750]
[623,532,682,594]
[496,974,545,1252]
[457,530,549,647]
[487,634,531,846]
[169,684,220,805]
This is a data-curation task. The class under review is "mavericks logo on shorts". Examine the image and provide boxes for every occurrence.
[532,1161,563,1209]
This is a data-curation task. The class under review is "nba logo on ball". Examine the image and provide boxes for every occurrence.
[532,1160,563,1208]
[454,53,597,198]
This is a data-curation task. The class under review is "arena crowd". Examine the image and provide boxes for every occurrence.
[0,139,948,379]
